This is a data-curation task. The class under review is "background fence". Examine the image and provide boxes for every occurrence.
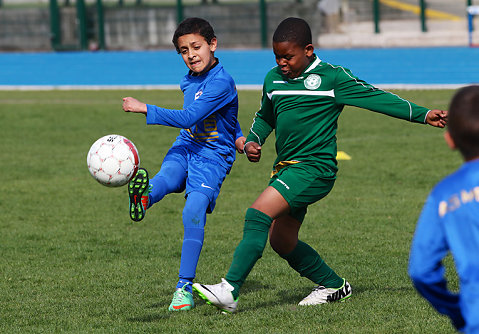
[0,0,475,51]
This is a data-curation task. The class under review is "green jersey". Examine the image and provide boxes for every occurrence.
[246,55,430,175]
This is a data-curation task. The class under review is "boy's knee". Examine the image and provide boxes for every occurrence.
[182,192,209,227]
[270,236,297,256]
[240,208,273,252]
[269,219,299,255]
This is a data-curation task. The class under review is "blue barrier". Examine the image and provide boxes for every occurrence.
[0,47,477,88]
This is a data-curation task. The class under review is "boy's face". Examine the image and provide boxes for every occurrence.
[177,33,217,75]
[273,41,314,79]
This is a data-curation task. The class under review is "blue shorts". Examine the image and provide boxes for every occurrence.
[162,143,228,213]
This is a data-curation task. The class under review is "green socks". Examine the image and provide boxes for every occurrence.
[280,240,343,288]
[224,208,343,299]
[225,208,273,299]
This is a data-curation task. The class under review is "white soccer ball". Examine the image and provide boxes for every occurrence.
[87,134,140,187]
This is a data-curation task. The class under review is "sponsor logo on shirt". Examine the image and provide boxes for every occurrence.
[304,74,321,90]
[195,90,203,100]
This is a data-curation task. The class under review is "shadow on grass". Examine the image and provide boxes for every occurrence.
[248,282,371,310]
[127,300,172,322]
[147,301,169,309]
[240,279,268,295]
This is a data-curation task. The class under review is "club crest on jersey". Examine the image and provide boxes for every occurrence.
[304,74,321,90]
[195,90,203,100]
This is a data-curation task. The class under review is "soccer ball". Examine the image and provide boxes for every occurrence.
[87,134,140,187]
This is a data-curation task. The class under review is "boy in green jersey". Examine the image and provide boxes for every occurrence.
[193,17,448,313]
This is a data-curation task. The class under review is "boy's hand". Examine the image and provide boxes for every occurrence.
[122,97,147,114]
[245,142,262,162]
[426,109,447,128]
[235,136,246,154]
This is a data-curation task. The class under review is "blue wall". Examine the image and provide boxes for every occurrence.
[1,47,478,87]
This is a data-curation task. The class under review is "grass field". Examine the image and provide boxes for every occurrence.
[1,89,462,333]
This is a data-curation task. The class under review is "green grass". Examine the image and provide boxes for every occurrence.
[0,89,461,333]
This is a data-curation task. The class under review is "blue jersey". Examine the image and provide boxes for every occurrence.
[409,159,479,333]
[145,61,242,170]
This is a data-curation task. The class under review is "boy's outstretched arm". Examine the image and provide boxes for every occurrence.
[426,109,448,128]
[122,97,147,114]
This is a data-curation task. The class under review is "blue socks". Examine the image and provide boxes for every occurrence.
[176,191,209,293]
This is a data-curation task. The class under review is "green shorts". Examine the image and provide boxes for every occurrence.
[269,162,336,223]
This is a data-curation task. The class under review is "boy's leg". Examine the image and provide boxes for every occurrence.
[224,207,272,295]
[128,146,187,222]
[177,192,208,287]
[270,215,344,288]
[169,191,209,311]
[226,186,290,296]
[270,216,351,305]
[193,186,289,313]
[193,208,273,313]
[148,160,187,206]
[267,164,351,305]
[170,153,228,311]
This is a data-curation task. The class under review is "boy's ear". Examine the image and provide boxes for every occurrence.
[209,37,218,52]
[305,44,314,57]
[444,131,456,150]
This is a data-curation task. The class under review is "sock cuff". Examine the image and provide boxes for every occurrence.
[245,208,273,232]
[245,208,273,226]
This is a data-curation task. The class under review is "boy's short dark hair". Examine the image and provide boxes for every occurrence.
[448,85,479,160]
[272,17,312,48]
[172,17,216,53]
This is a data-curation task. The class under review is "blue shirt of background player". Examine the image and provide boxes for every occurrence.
[409,159,479,333]
[145,60,242,171]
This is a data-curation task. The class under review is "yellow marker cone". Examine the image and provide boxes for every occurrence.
[336,151,351,160]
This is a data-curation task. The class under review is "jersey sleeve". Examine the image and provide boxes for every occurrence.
[408,193,465,331]
[145,77,234,128]
[245,86,275,145]
[333,66,430,123]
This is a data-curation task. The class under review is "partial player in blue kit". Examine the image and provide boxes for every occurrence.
[409,85,479,333]
[122,17,245,312]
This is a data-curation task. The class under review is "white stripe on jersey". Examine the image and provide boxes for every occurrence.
[329,63,415,121]
[267,89,335,99]
[304,56,321,73]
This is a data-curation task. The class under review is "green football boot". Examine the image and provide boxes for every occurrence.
[168,284,195,311]
[128,168,149,222]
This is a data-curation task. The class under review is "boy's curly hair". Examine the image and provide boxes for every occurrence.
[172,17,216,53]
[273,17,312,47]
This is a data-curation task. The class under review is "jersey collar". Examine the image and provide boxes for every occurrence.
[188,57,220,77]
[304,54,321,74]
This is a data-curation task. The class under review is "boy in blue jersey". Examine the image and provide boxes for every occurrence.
[409,85,479,333]
[122,17,245,312]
